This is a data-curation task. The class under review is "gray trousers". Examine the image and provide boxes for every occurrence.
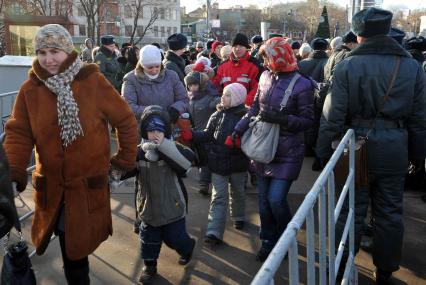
[206,172,246,239]
[336,172,405,272]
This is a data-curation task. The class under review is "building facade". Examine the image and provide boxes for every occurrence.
[1,0,181,56]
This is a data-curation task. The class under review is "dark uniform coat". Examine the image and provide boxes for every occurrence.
[316,35,426,272]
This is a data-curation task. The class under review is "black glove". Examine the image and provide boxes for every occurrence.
[258,109,288,126]
[231,130,242,144]
[408,159,425,174]
[168,107,180,124]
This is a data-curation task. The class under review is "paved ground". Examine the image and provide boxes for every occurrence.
[2,156,426,285]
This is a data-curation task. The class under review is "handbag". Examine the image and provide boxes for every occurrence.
[332,56,401,189]
[1,228,36,285]
[241,73,301,164]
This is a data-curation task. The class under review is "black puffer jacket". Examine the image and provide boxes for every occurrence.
[298,50,329,83]
[192,104,249,175]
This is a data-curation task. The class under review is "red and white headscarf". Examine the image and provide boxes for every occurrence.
[259,37,298,73]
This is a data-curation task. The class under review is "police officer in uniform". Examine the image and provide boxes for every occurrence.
[316,8,426,284]
[94,35,121,91]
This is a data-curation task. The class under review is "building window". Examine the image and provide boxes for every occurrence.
[124,5,133,18]
[125,25,133,37]
[9,25,40,55]
[106,23,115,35]
[160,26,165,37]
[173,27,177,34]
[79,25,86,36]
[78,5,85,16]
[172,9,177,20]
[10,3,23,15]
[167,26,171,37]
[137,26,145,36]
[159,8,165,19]
[154,26,159,37]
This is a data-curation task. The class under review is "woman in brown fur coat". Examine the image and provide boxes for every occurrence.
[3,24,138,284]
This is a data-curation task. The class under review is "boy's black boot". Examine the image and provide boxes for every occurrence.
[139,260,157,284]
[178,238,196,265]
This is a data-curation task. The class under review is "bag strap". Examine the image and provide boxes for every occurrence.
[280,73,301,110]
[365,56,401,139]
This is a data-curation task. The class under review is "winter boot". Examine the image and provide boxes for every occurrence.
[138,260,157,284]
[64,266,90,285]
[178,238,196,265]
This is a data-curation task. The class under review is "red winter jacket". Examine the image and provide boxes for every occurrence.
[212,52,259,106]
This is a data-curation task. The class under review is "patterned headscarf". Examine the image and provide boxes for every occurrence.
[259,37,298,73]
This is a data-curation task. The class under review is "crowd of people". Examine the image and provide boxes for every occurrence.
[0,6,425,285]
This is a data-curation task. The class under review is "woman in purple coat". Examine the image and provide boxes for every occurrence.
[234,37,315,261]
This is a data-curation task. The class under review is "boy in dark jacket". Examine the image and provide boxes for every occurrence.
[135,105,196,283]
[184,71,220,195]
[182,83,249,245]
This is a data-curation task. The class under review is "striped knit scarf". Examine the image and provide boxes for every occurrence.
[43,57,83,147]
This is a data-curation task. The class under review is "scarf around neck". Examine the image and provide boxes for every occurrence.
[42,56,84,147]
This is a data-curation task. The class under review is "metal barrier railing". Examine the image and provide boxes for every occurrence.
[0,91,18,134]
[251,129,358,285]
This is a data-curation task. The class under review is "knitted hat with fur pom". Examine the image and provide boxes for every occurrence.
[223,83,247,107]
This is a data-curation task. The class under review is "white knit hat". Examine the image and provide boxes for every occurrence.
[139,45,162,67]
[223,83,247,107]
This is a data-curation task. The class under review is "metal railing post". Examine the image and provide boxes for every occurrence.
[251,130,357,285]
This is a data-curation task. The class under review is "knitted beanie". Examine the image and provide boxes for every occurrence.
[139,45,162,67]
[291,41,301,50]
[299,43,312,57]
[34,24,74,54]
[195,41,204,48]
[211,41,224,53]
[311,38,329,50]
[223,83,247,107]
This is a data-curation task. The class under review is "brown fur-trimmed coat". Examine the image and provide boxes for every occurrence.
[4,51,138,260]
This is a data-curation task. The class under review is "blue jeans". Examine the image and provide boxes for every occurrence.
[139,218,193,261]
[257,176,293,252]
[199,166,211,186]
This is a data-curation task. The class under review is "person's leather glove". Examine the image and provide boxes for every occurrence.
[231,130,241,143]
[168,107,180,124]
[409,159,425,174]
[258,109,288,126]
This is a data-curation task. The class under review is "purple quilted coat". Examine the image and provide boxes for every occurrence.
[235,70,315,180]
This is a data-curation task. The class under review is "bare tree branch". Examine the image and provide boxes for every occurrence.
[128,0,160,46]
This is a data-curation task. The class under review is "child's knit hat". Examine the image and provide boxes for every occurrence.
[223,83,247,107]
[184,71,209,90]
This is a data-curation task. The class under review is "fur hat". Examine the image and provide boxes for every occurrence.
[34,24,74,54]
[299,43,312,57]
[184,71,209,90]
[388,27,405,45]
[101,35,115,45]
[193,57,211,72]
[139,45,162,67]
[330,36,343,50]
[223,83,247,107]
[231,33,250,49]
[342,31,357,43]
[167,33,188,50]
[352,7,393,38]
[251,35,263,44]
[311,38,329,50]
[140,105,171,139]
[291,41,301,50]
